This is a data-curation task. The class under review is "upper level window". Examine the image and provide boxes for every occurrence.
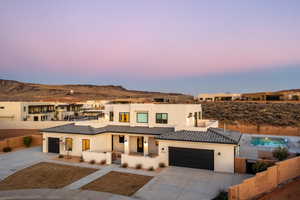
[65,138,73,151]
[119,112,130,122]
[109,111,114,121]
[156,113,168,124]
[136,112,148,123]
[0,106,4,109]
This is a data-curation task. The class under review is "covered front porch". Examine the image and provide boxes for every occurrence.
[82,133,160,168]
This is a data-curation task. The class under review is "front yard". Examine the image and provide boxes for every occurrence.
[81,171,153,196]
[0,162,97,190]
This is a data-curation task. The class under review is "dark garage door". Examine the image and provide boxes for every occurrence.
[48,137,60,153]
[169,147,214,170]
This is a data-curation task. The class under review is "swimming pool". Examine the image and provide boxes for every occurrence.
[251,137,288,148]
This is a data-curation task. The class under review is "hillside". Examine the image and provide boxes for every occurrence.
[0,79,193,102]
[202,102,300,127]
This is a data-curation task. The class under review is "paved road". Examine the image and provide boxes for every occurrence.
[134,166,252,200]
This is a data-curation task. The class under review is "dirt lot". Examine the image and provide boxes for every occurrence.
[0,162,97,190]
[258,178,300,200]
[0,129,41,140]
[81,171,153,196]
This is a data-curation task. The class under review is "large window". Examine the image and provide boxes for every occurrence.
[136,112,148,123]
[156,113,168,124]
[119,112,130,122]
[65,138,73,151]
[109,111,114,121]
[82,139,90,151]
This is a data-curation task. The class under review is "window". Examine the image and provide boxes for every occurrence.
[136,112,148,123]
[23,106,26,112]
[119,112,130,122]
[65,138,73,151]
[109,111,114,121]
[156,113,168,124]
[82,139,90,151]
[0,106,4,109]
[119,136,124,143]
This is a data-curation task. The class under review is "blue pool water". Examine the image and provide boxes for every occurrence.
[251,137,287,148]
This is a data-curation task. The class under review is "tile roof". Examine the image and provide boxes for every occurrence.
[42,124,241,144]
[155,128,241,144]
[41,123,174,135]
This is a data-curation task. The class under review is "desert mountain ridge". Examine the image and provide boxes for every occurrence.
[0,79,193,102]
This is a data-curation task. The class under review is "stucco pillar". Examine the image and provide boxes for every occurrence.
[144,136,149,156]
[124,135,130,154]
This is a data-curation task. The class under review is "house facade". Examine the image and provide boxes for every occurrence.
[0,102,55,121]
[42,103,241,173]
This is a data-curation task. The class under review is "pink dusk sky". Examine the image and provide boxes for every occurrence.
[0,0,299,94]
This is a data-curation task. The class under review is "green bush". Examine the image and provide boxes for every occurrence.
[23,136,32,147]
[252,161,273,173]
[212,190,228,200]
[148,166,154,171]
[3,147,12,152]
[273,147,289,161]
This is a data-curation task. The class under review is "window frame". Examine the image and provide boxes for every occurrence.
[119,112,130,122]
[65,137,73,151]
[119,136,125,143]
[136,112,148,123]
[156,113,168,124]
[109,111,114,121]
[82,139,90,151]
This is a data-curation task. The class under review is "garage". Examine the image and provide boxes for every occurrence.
[48,137,60,153]
[169,147,214,170]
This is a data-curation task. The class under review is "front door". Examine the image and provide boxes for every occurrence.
[48,137,60,153]
[137,137,144,153]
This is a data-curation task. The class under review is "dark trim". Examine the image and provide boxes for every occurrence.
[42,130,162,136]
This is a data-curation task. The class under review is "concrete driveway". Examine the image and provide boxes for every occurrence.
[134,167,251,200]
[0,146,47,180]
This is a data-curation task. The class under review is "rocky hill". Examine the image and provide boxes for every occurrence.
[202,102,300,127]
[0,79,193,102]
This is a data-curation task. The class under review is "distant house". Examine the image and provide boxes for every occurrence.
[41,103,241,173]
[0,102,55,121]
[196,93,241,101]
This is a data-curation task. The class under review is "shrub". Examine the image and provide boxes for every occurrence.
[252,161,273,173]
[212,190,228,200]
[3,147,12,152]
[79,156,84,162]
[273,147,289,161]
[100,159,106,165]
[121,163,128,168]
[23,136,32,147]
[58,154,64,158]
[135,164,142,169]
[159,162,166,168]
[89,160,95,164]
[148,166,154,171]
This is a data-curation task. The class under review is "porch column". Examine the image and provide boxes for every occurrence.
[124,135,130,154]
[144,136,149,156]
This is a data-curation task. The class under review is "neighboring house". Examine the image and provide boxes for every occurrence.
[0,102,55,121]
[196,93,241,101]
[55,103,83,120]
[41,103,241,173]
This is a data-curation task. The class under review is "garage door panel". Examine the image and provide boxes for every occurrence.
[169,147,214,170]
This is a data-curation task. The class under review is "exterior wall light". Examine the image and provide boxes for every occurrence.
[218,152,221,156]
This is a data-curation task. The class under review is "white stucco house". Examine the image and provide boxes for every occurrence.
[41,103,241,173]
